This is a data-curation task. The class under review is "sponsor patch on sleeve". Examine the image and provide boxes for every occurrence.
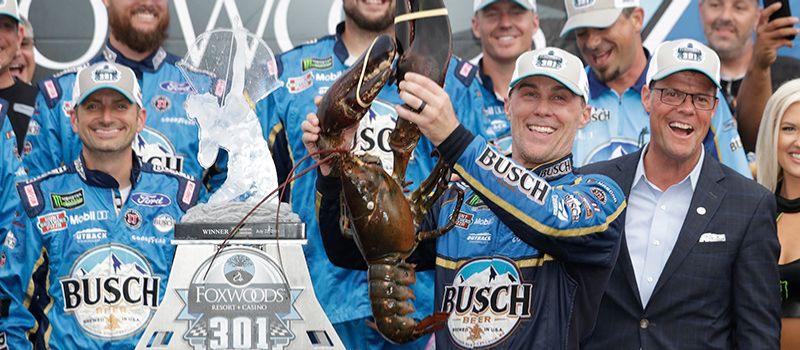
[23,184,38,207]
[37,211,68,235]
[183,181,196,205]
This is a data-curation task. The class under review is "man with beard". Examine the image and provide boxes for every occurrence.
[10,16,35,84]
[699,0,800,153]
[257,0,471,348]
[559,0,752,179]
[446,0,538,156]
[23,0,224,196]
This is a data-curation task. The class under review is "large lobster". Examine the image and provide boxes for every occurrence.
[316,0,461,344]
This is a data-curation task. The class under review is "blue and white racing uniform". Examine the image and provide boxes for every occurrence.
[574,51,751,178]
[0,102,25,238]
[318,125,626,349]
[445,58,512,155]
[23,44,223,191]
[0,155,200,349]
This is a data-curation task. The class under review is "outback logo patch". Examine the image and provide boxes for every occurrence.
[301,56,333,71]
[455,212,474,229]
[51,189,85,210]
[442,257,533,348]
[467,232,491,244]
[675,42,703,62]
[534,50,564,70]
[37,211,68,234]
[73,228,108,244]
[92,64,120,82]
[477,146,550,205]
[131,193,171,207]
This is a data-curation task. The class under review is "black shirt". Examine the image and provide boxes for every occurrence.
[721,55,800,114]
[0,79,37,156]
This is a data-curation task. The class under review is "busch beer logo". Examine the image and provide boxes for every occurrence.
[60,244,160,339]
[131,193,171,207]
[133,127,185,172]
[537,158,572,180]
[442,258,533,348]
[675,42,703,62]
[92,64,120,82]
[177,247,302,350]
[476,146,550,204]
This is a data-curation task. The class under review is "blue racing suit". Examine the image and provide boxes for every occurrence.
[574,51,751,178]
[23,43,223,192]
[0,155,201,349]
[318,125,626,349]
[445,58,512,155]
[256,22,487,340]
[0,102,25,238]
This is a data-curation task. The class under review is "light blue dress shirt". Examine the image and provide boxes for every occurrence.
[626,145,704,306]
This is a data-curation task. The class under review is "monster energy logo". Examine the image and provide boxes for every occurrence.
[51,189,85,210]
[302,56,333,71]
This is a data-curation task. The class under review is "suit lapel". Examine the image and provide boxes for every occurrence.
[648,155,726,303]
[613,152,644,308]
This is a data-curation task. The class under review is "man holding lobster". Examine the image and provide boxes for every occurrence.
[306,47,626,349]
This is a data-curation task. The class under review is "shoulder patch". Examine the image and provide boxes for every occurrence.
[453,57,477,87]
[25,165,69,185]
[16,181,45,218]
[142,163,200,212]
[37,79,64,109]
[52,62,90,78]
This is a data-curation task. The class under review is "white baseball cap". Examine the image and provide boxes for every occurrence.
[0,0,21,23]
[474,0,537,13]
[509,47,590,102]
[645,39,721,89]
[560,0,639,37]
[72,62,143,108]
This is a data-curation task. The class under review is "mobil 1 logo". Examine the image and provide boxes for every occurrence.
[177,247,302,349]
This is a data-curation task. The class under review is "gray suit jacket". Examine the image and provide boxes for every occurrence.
[579,151,780,350]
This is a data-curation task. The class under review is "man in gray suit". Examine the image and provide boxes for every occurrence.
[580,39,780,349]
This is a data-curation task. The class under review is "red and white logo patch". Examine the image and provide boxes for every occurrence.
[124,209,142,229]
[459,62,473,78]
[286,72,313,94]
[23,184,38,207]
[182,181,195,205]
[455,212,474,229]
[44,80,59,99]
[37,211,68,234]
[214,79,227,97]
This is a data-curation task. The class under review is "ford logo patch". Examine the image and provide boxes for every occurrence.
[131,193,171,207]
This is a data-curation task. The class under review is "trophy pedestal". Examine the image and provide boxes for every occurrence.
[136,222,344,350]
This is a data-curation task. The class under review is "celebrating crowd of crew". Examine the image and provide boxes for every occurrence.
[0,0,798,349]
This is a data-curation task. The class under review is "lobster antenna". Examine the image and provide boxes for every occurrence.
[355,36,381,108]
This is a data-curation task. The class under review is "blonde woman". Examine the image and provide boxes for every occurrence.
[756,78,800,349]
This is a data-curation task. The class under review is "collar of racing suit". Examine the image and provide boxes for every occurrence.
[529,153,574,182]
[72,151,143,189]
[588,48,650,100]
[102,41,168,79]
[332,22,351,65]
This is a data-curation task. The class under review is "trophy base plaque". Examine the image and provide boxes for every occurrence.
[136,215,344,350]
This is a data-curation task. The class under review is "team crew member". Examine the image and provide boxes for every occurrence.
[0,62,200,349]
[23,0,225,193]
[560,0,751,177]
[10,15,35,84]
[582,40,780,349]
[309,47,625,349]
[258,1,484,347]
[446,0,538,155]
[0,1,36,169]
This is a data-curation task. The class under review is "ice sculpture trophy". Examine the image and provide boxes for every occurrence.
[136,21,343,350]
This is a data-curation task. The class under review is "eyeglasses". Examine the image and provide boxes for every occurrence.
[653,88,717,111]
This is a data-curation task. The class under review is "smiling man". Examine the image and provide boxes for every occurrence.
[0,62,200,349]
[23,0,224,197]
[10,16,35,84]
[310,47,626,349]
[559,0,752,179]
[580,39,780,350]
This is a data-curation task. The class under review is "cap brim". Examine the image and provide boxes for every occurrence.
[76,86,139,107]
[475,0,533,13]
[0,12,21,23]
[509,73,586,100]
[560,8,622,37]
[650,67,722,89]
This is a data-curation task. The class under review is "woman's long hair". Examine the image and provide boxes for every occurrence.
[756,78,800,192]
